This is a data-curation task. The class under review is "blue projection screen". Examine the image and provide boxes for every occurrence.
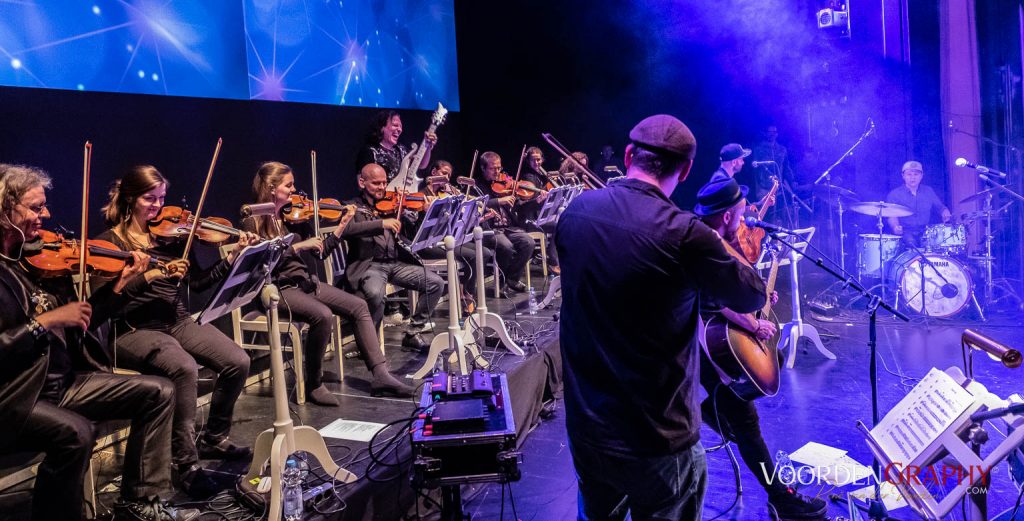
[0,0,459,111]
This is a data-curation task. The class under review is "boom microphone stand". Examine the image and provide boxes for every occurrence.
[767,228,907,521]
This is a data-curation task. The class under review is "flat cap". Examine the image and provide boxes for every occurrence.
[901,160,923,173]
[629,115,696,159]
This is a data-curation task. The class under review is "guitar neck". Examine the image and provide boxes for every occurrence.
[756,180,781,220]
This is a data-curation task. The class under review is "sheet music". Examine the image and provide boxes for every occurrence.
[870,367,974,463]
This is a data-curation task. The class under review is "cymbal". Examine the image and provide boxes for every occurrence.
[813,184,859,200]
[959,187,1002,205]
[849,201,913,218]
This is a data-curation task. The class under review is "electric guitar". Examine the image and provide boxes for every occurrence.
[737,175,780,263]
[704,245,781,400]
[386,102,448,193]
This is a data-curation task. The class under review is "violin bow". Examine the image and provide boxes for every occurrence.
[464,149,479,195]
[180,138,223,262]
[512,144,527,186]
[77,141,92,301]
[541,132,605,188]
[311,150,321,238]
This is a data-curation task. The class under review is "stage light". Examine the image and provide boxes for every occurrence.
[816,2,850,39]
[962,328,1022,378]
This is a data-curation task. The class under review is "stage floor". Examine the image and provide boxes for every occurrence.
[5,271,1023,520]
[458,308,1024,520]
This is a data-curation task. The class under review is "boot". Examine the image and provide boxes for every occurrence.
[306,383,340,406]
[370,364,416,397]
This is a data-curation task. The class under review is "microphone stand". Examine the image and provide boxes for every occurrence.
[766,229,907,521]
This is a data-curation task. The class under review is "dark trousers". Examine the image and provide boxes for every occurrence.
[486,227,533,283]
[279,284,384,388]
[419,243,495,295]
[570,440,707,521]
[699,353,785,495]
[12,372,173,520]
[353,261,444,330]
[114,319,250,467]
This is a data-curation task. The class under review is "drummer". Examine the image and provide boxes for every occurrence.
[886,160,951,245]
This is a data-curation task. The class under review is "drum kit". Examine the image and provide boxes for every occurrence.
[843,199,986,319]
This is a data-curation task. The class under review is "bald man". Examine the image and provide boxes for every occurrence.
[336,163,444,352]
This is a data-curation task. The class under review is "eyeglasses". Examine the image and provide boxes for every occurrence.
[19,202,47,214]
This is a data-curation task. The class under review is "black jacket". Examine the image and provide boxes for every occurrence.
[557,178,766,457]
[339,196,420,290]
[0,260,126,449]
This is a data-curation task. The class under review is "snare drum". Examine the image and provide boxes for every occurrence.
[885,251,973,317]
[923,224,966,254]
[857,234,901,279]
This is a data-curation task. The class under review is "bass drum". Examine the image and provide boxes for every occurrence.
[885,251,973,318]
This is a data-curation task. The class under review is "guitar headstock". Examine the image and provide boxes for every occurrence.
[433,102,448,126]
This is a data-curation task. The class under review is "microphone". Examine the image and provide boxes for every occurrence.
[752,160,776,167]
[240,202,281,218]
[456,176,476,186]
[744,216,796,235]
[955,157,1008,179]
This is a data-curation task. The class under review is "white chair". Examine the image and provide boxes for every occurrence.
[526,231,548,289]
[220,243,313,404]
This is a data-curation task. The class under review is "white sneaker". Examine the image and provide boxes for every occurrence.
[383,312,408,326]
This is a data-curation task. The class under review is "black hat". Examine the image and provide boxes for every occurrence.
[719,143,752,162]
[694,177,749,216]
[629,115,696,159]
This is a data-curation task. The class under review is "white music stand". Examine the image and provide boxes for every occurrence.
[201,236,356,521]
[761,227,836,368]
[858,367,1024,520]
[410,197,507,378]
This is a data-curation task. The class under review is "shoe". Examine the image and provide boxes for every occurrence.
[306,384,340,406]
[321,370,342,383]
[172,463,222,500]
[370,371,416,398]
[343,348,365,360]
[407,321,436,333]
[402,332,430,352]
[114,496,200,521]
[507,280,528,293]
[196,436,253,461]
[767,488,828,520]
[383,311,408,326]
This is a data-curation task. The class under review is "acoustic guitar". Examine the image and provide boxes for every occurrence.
[737,176,780,263]
[704,245,781,400]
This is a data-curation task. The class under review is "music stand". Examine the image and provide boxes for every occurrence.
[226,236,355,520]
[409,196,462,253]
[536,185,584,308]
[410,197,479,378]
[767,227,838,369]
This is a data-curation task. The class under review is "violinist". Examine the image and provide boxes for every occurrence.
[355,110,437,184]
[241,162,414,401]
[337,163,444,352]
[417,160,495,314]
[519,147,562,275]
[0,164,191,520]
[96,165,260,498]
[476,152,533,294]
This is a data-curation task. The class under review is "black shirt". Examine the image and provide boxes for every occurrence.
[239,218,342,292]
[556,178,766,457]
[709,167,732,184]
[356,143,409,183]
[96,229,231,330]
[885,184,946,229]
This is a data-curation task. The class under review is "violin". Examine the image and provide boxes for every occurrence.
[491,171,544,201]
[283,195,349,224]
[375,190,427,214]
[25,230,166,278]
[148,206,242,245]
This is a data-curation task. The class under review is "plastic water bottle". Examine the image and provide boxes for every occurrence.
[775,450,797,487]
[528,287,539,315]
[282,458,304,521]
